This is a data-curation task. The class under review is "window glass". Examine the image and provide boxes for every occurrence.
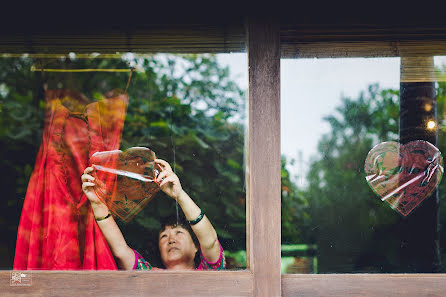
[1,52,247,270]
[281,56,446,273]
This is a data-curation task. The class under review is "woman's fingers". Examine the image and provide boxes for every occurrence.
[154,159,174,185]
[83,182,95,187]
[154,159,172,171]
[82,167,96,183]
[82,181,95,191]
[81,174,95,182]
[84,166,94,174]
[159,175,177,188]
[156,170,170,182]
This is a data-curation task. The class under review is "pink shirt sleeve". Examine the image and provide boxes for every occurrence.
[132,249,139,270]
[132,249,152,270]
[197,240,226,270]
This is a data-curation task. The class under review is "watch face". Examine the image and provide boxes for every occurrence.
[90,147,160,222]
[365,140,444,216]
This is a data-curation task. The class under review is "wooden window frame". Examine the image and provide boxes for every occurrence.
[2,18,446,297]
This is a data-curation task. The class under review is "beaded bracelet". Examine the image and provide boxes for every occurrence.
[188,209,205,225]
[95,212,111,222]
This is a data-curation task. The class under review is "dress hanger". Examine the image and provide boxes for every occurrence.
[125,67,135,93]
[103,67,135,98]
[33,58,137,106]
[33,64,137,93]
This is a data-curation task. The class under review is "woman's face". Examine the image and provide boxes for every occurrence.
[158,225,198,269]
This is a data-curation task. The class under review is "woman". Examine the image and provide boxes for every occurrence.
[81,159,225,270]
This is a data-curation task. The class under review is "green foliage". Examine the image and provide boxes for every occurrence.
[283,77,446,273]
[281,156,311,244]
[116,54,246,257]
[301,84,401,272]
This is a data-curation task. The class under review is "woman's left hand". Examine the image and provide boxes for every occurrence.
[155,159,184,200]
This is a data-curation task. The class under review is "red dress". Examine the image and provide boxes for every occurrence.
[13,89,128,270]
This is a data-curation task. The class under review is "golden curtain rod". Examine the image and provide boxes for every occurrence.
[30,66,141,73]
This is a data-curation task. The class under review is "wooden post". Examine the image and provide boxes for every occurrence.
[247,18,281,296]
[399,56,440,272]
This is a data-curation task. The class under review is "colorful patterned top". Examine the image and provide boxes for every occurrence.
[133,241,226,270]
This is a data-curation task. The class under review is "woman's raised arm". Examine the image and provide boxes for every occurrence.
[155,159,221,263]
[81,167,135,270]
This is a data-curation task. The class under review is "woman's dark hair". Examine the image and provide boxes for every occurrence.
[158,214,201,267]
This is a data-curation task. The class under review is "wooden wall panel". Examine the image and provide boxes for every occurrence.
[247,19,281,297]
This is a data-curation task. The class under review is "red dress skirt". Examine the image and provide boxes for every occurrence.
[14,89,128,270]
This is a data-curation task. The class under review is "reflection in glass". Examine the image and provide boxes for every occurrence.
[365,140,443,216]
[90,147,161,222]
[1,53,247,270]
[281,57,446,273]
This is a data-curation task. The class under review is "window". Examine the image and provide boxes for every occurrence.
[1,51,248,271]
[3,17,446,297]
[1,21,263,296]
[281,21,446,296]
[281,56,446,273]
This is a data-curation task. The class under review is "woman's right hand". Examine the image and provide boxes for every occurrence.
[81,166,103,205]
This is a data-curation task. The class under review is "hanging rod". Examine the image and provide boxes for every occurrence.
[30,65,142,72]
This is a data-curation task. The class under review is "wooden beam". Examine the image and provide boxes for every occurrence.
[280,23,446,58]
[281,40,446,58]
[282,274,446,297]
[247,18,281,297]
[0,24,246,54]
[1,270,253,297]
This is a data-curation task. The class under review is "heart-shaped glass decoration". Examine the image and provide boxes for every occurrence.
[365,140,443,216]
[90,147,160,222]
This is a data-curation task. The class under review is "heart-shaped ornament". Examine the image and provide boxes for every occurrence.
[90,147,160,222]
[365,140,443,216]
